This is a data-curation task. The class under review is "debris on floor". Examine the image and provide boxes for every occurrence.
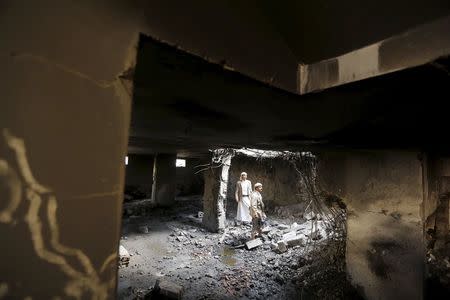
[118,196,348,300]
[150,278,184,299]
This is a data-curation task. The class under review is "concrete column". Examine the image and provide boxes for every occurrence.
[152,153,177,206]
[202,154,231,232]
[125,154,154,198]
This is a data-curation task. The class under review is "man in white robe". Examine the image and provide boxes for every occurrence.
[235,172,252,224]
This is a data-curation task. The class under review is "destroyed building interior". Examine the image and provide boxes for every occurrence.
[1,1,450,300]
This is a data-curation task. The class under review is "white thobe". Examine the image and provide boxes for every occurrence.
[236,180,252,222]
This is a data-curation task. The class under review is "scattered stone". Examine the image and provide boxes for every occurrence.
[275,241,288,253]
[153,279,184,299]
[270,241,278,251]
[275,274,285,285]
[176,236,187,242]
[285,236,304,247]
[246,239,263,250]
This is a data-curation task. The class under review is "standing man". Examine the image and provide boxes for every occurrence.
[250,183,266,239]
[235,172,252,224]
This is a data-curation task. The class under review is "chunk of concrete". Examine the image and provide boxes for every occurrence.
[197,211,204,218]
[119,245,130,267]
[275,241,288,253]
[154,278,184,299]
[285,236,304,247]
[246,238,263,250]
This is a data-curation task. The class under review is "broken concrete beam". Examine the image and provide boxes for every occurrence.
[154,279,184,299]
[119,245,130,267]
[285,236,304,247]
[245,238,263,250]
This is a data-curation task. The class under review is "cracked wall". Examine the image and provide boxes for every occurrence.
[226,155,306,215]
[0,1,140,298]
[318,151,423,300]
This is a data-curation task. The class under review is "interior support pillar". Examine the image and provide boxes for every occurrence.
[202,153,231,232]
[152,153,177,207]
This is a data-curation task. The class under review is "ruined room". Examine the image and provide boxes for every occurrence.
[1,1,450,300]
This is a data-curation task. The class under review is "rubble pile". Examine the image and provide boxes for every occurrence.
[118,196,350,299]
[221,219,327,254]
[425,233,450,297]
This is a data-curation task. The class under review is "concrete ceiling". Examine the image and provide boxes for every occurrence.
[129,35,450,155]
[126,0,450,93]
[258,0,450,63]
[125,1,450,155]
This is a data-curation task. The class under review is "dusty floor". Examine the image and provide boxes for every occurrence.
[117,197,349,299]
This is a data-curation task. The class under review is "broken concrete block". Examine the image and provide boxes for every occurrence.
[154,279,184,299]
[245,238,263,250]
[119,245,130,267]
[275,241,288,253]
[285,236,304,247]
[197,211,204,218]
